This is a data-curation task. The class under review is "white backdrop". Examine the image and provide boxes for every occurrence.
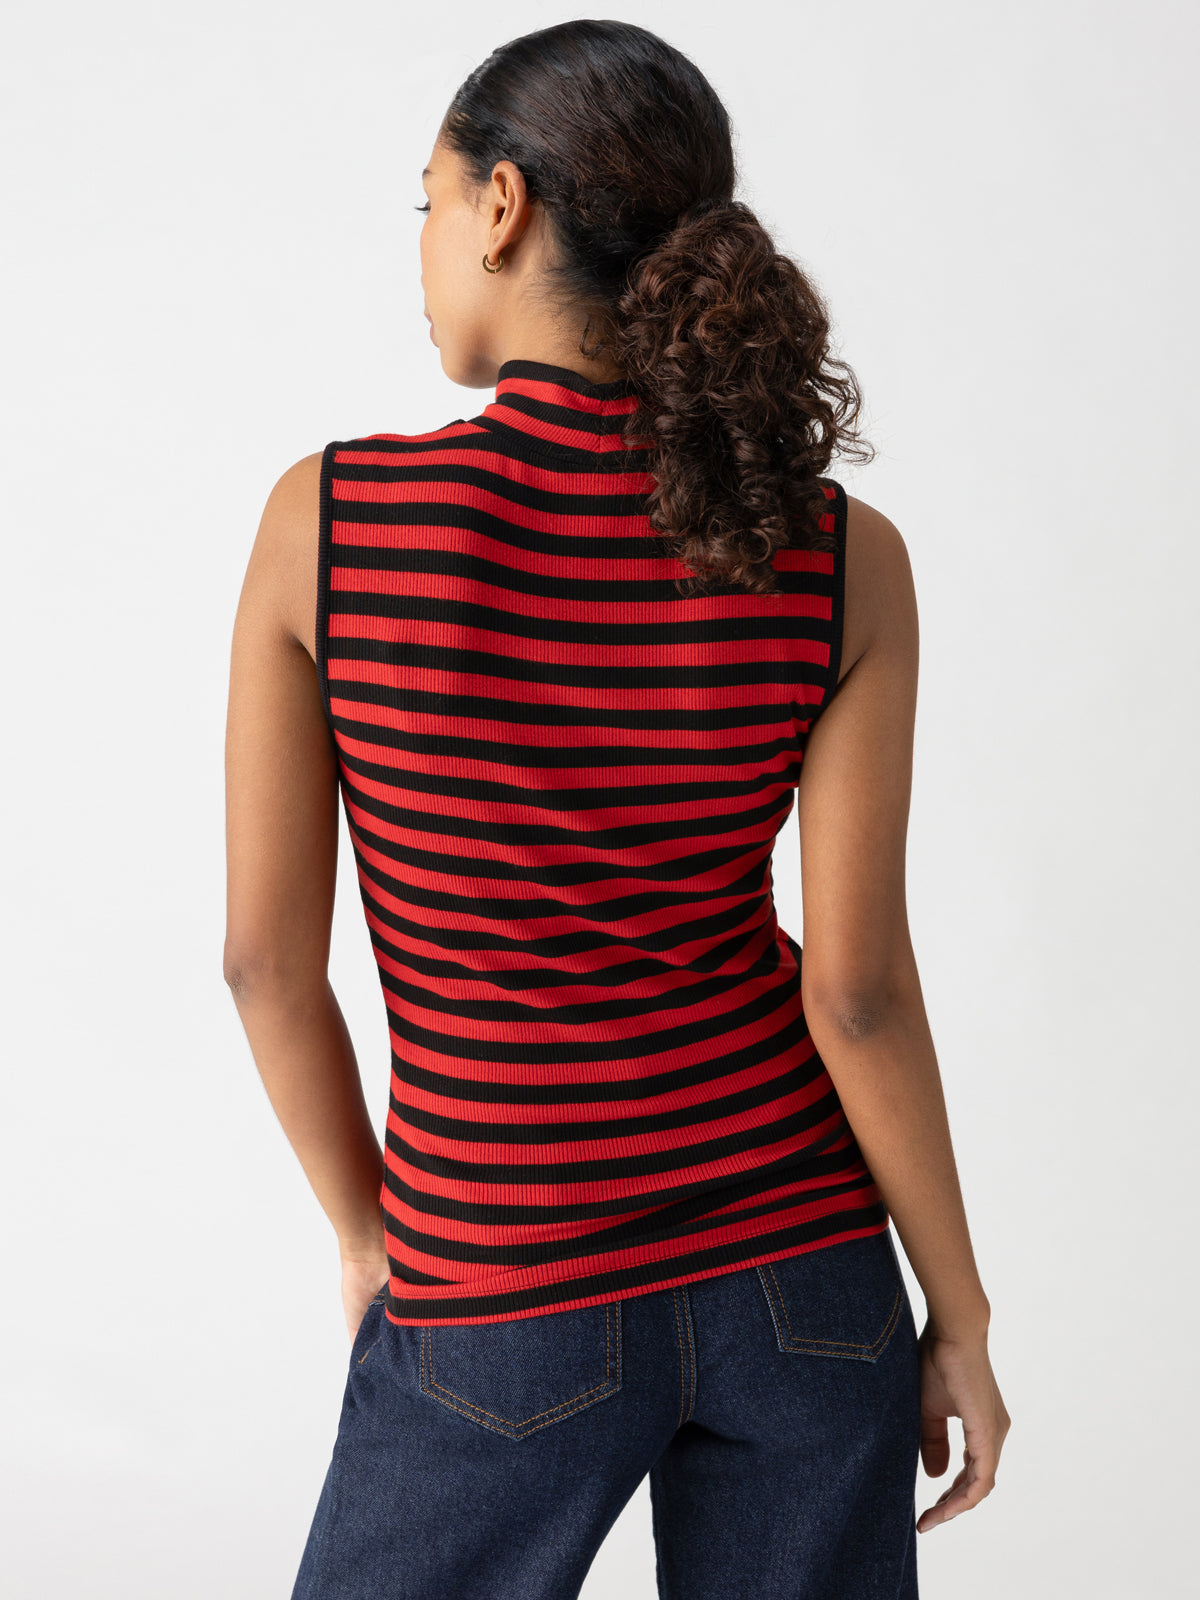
[2,2,1195,1595]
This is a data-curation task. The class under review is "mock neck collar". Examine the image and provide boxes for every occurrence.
[480,359,649,455]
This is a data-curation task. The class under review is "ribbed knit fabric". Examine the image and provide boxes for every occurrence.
[317,358,887,1325]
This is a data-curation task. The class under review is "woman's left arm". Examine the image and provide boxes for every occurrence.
[223,453,389,1323]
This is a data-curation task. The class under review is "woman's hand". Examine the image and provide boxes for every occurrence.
[340,1251,390,1343]
[916,1319,1011,1533]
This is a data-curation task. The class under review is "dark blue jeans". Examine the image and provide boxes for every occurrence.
[290,1226,922,1599]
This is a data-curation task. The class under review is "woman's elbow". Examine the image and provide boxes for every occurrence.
[801,959,922,1041]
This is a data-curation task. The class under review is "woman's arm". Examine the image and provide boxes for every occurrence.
[796,494,1010,1531]
[223,454,389,1323]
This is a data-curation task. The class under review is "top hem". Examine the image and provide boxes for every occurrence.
[380,1199,889,1325]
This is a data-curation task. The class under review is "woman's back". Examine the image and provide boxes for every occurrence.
[309,358,887,1326]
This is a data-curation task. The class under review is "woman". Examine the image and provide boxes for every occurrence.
[224,19,1009,1600]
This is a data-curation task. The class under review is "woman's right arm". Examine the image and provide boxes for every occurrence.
[795,494,1011,1535]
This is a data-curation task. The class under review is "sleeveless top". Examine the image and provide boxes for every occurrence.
[317,358,887,1326]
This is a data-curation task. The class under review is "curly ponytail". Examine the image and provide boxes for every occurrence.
[441,20,875,594]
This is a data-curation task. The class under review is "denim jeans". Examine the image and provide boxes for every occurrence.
[290,1225,922,1599]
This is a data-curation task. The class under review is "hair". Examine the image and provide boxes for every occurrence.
[440,19,875,595]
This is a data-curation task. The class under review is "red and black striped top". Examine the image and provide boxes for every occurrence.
[317,358,887,1326]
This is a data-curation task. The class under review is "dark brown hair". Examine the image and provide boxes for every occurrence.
[441,19,875,594]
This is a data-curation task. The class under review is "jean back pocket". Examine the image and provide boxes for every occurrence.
[419,1300,622,1440]
[757,1228,905,1362]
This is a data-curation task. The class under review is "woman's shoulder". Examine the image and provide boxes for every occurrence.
[838,491,918,686]
[244,451,326,663]
[843,490,907,554]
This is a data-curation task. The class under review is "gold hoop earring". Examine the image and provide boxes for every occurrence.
[482,250,504,273]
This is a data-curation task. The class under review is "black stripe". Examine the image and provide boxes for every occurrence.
[314,440,341,736]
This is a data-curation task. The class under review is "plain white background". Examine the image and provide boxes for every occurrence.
[2,1,1196,1594]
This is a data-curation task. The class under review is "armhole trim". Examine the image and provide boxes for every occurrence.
[316,440,339,738]
[824,477,848,705]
